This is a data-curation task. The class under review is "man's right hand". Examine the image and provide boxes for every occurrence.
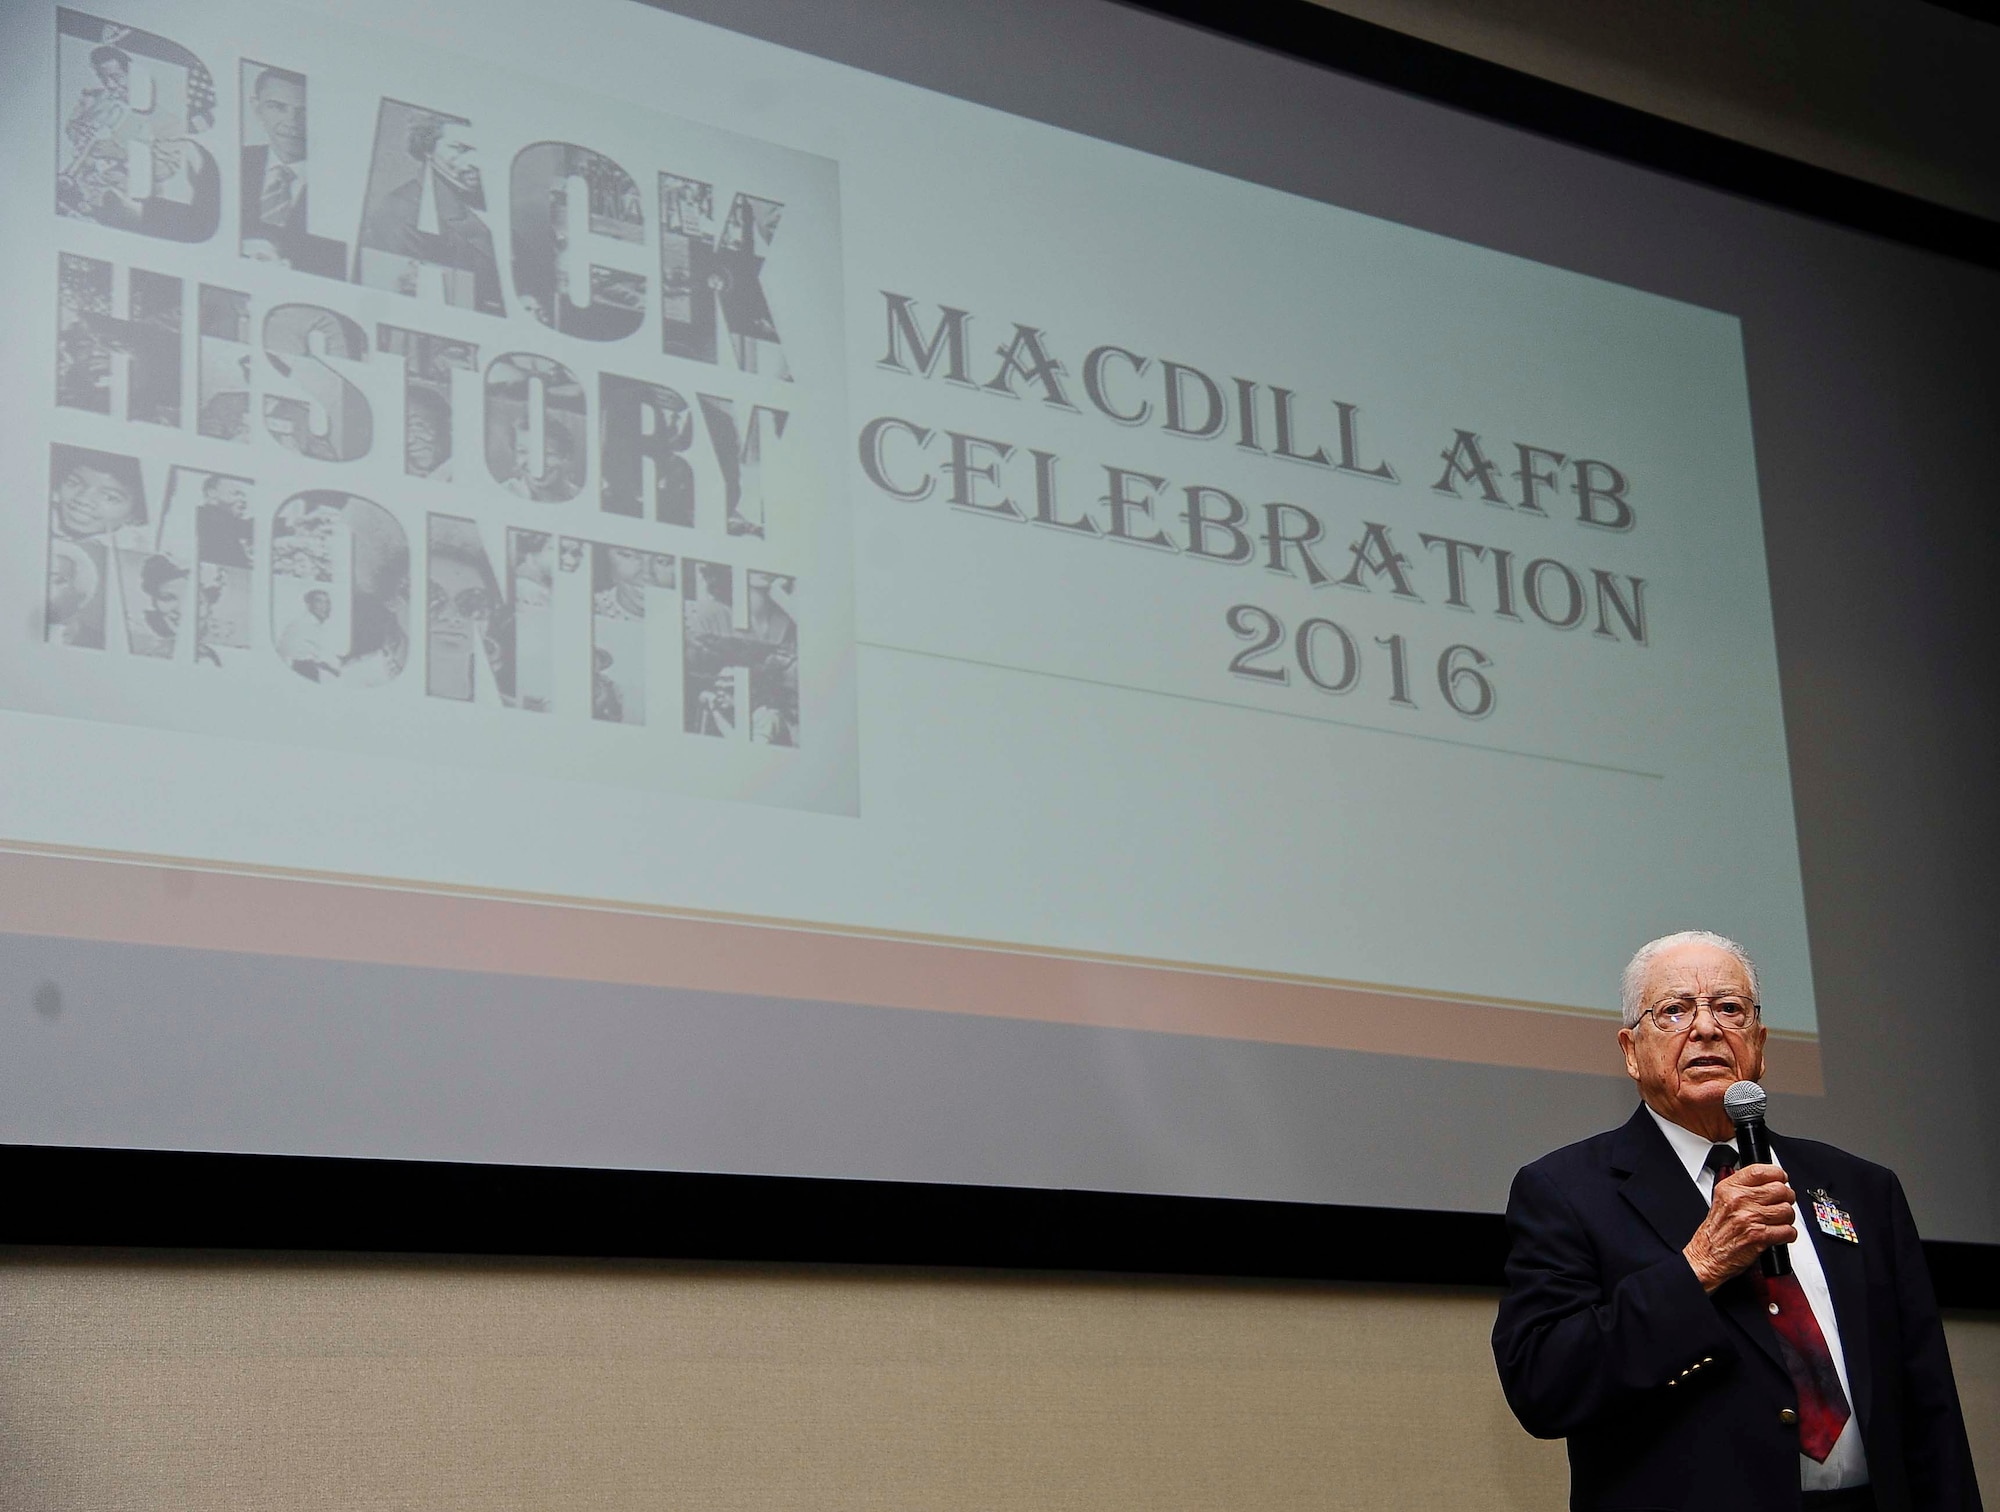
[1684,1163,1797,1291]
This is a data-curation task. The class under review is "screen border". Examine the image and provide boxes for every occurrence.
[6,0,1995,1301]
[1118,0,1999,269]
[4,1143,1995,1305]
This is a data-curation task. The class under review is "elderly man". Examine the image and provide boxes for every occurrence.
[1493,930,1980,1512]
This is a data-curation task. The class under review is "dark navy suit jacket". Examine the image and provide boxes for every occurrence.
[1493,1105,1980,1512]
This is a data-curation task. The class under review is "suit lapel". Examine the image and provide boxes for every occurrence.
[1613,1106,1707,1251]
[1613,1105,1787,1375]
[1779,1139,1873,1429]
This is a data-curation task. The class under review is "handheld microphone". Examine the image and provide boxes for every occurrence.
[1724,1080,1791,1278]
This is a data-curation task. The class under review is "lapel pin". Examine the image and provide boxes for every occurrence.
[1810,1188,1859,1243]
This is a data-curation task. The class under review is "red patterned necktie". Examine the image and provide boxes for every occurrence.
[1706,1145,1852,1461]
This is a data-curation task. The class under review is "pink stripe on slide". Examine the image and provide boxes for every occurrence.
[0,847,1823,1092]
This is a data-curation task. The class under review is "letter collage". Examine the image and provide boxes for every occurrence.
[38,5,832,788]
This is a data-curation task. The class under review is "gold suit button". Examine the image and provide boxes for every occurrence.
[1701,1357,1714,1365]
[1779,1409,1799,1425]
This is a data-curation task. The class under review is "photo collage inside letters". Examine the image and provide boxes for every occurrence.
[45,9,810,756]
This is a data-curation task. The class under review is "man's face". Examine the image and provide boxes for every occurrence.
[255,76,307,164]
[431,127,482,195]
[407,413,445,474]
[206,479,249,516]
[1619,941,1767,1129]
[54,464,136,536]
[94,55,128,94]
[48,549,81,609]
[151,576,185,632]
[305,591,331,622]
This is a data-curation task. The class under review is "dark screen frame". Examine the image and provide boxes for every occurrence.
[1122,0,1999,271]
[5,0,1996,1302]
[6,1142,1996,1304]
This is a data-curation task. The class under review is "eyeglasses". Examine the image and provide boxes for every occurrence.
[1642,996,1759,1033]
[429,582,492,620]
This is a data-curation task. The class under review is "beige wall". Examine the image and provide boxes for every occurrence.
[1,1252,1994,1511]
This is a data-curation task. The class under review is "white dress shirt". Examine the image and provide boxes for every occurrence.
[1645,1105,1869,1490]
[276,611,334,668]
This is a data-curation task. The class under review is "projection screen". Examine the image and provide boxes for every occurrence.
[2,0,1995,1243]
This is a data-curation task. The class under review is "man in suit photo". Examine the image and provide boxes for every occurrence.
[1493,930,1980,1512]
[355,109,503,315]
[240,66,344,278]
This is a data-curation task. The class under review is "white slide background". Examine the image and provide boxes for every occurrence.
[0,0,1815,1029]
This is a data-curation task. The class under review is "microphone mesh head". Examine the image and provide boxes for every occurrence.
[1723,1080,1768,1125]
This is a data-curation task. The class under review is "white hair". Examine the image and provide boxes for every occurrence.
[1619,930,1761,1029]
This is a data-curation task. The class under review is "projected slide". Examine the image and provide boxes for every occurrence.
[0,0,1818,1095]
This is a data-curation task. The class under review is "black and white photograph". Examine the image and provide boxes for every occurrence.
[194,471,253,572]
[354,99,503,315]
[659,174,790,379]
[238,60,346,277]
[193,471,255,666]
[44,443,146,651]
[14,0,855,815]
[196,285,253,442]
[425,514,502,702]
[117,465,221,661]
[262,304,371,462]
[379,328,478,481]
[506,529,555,712]
[680,562,798,744]
[116,548,188,659]
[47,442,146,542]
[598,374,696,526]
[510,142,646,340]
[698,392,778,539]
[55,8,219,242]
[57,252,182,428]
[679,558,731,737]
[43,456,208,661]
[44,536,105,651]
[485,354,587,501]
[589,542,669,726]
[742,569,798,746]
[269,491,409,686]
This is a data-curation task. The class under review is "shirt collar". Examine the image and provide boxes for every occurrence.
[1644,1103,1732,1189]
